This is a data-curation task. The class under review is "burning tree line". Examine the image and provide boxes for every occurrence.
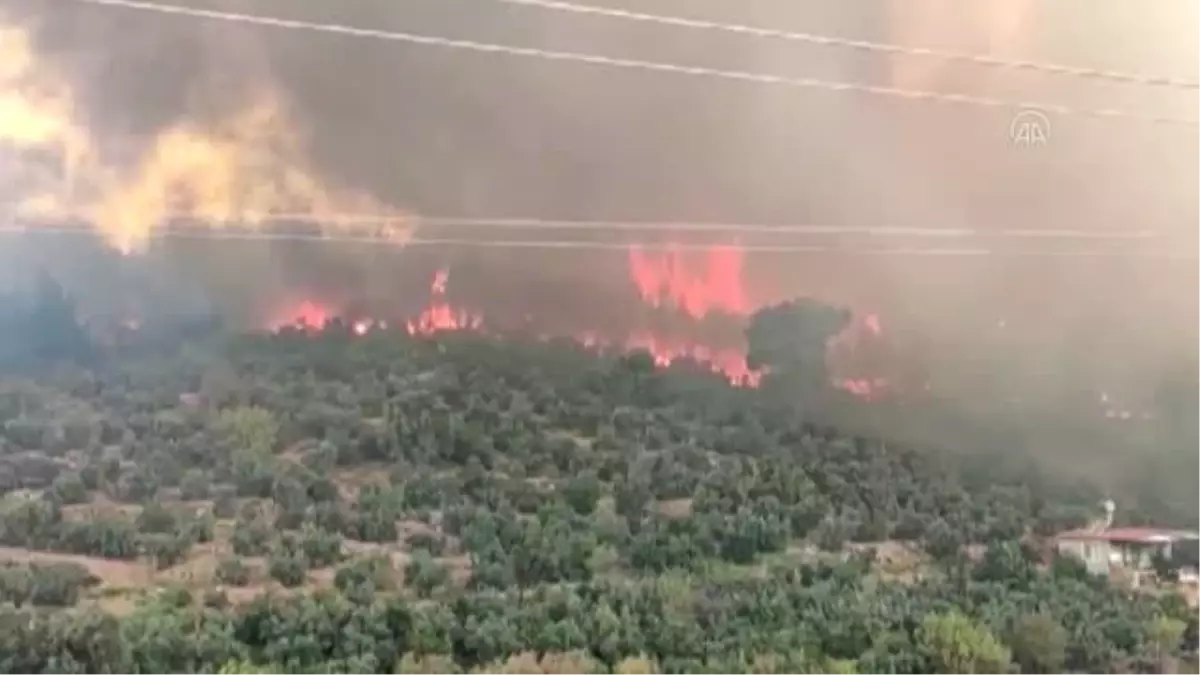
[0,267,869,403]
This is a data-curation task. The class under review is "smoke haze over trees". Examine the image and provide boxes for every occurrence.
[0,0,1195,516]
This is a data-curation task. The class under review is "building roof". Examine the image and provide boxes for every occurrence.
[1056,526,1200,544]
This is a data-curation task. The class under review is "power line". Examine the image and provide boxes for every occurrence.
[5,209,1171,240]
[2,223,1193,259]
[487,0,1200,91]
[409,218,1164,241]
[69,0,1200,128]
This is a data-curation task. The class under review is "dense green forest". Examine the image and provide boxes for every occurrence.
[0,282,1194,674]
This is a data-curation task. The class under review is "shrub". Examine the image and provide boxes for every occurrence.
[50,472,89,505]
[215,558,252,587]
[179,469,211,501]
[140,532,192,570]
[268,553,309,588]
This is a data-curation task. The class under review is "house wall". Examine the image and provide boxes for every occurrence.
[1057,539,1113,575]
[1057,538,1173,576]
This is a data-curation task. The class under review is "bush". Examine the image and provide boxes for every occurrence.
[56,518,139,559]
[135,502,177,534]
[212,485,238,519]
[405,548,449,599]
[299,527,344,568]
[231,518,272,557]
[184,510,216,544]
[407,531,445,556]
[139,532,192,570]
[1009,613,1067,674]
[50,472,89,505]
[0,561,96,606]
[335,554,396,603]
[268,553,309,588]
[917,611,1011,674]
[215,558,252,587]
[563,471,603,516]
[203,588,229,609]
[179,469,211,501]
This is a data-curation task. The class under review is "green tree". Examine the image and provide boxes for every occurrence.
[1008,613,1067,674]
[406,548,449,599]
[745,299,851,391]
[917,611,1011,674]
[217,407,279,456]
[563,471,603,516]
[50,472,89,505]
[268,552,308,587]
[179,469,211,501]
[1145,615,1186,668]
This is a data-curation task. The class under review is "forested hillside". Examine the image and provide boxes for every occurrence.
[0,307,1194,673]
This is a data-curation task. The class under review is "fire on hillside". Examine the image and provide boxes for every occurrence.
[261,243,891,398]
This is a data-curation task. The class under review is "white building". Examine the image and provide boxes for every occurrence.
[1055,526,1199,578]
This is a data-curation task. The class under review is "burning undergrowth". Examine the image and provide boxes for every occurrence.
[254,242,891,397]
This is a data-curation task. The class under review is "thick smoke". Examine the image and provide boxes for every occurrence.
[2,0,1197,484]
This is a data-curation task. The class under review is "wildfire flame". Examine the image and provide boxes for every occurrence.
[1,17,407,253]
[263,245,888,395]
[628,244,750,319]
[405,269,484,336]
[268,299,333,332]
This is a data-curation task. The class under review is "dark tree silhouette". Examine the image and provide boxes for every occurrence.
[0,272,93,370]
[745,298,851,391]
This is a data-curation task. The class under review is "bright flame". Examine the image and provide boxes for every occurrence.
[268,299,333,331]
[406,269,484,335]
[0,22,95,217]
[87,94,395,252]
[262,255,889,395]
[1,17,409,253]
[628,244,750,319]
[623,332,762,386]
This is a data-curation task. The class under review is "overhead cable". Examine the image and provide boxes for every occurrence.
[2,223,1193,259]
[68,0,1200,128]
[488,0,1200,91]
[4,209,1172,240]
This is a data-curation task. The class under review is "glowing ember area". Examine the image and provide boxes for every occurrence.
[628,245,750,319]
[578,330,761,386]
[828,312,891,399]
[405,269,483,336]
[353,318,384,335]
[269,299,334,331]
[1099,392,1154,421]
[836,377,890,400]
[628,333,762,386]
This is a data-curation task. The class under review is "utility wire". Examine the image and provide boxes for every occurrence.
[2,223,1193,259]
[487,0,1200,91]
[68,0,1200,128]
[5,209,1171,240]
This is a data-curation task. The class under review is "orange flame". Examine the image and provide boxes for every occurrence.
[267,299,334,331]
[405,269,483,336]
[2,16,408,253]
[628,244,750,319]
[262,246,889,397]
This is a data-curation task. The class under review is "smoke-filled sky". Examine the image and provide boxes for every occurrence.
[1,0,1197,412]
